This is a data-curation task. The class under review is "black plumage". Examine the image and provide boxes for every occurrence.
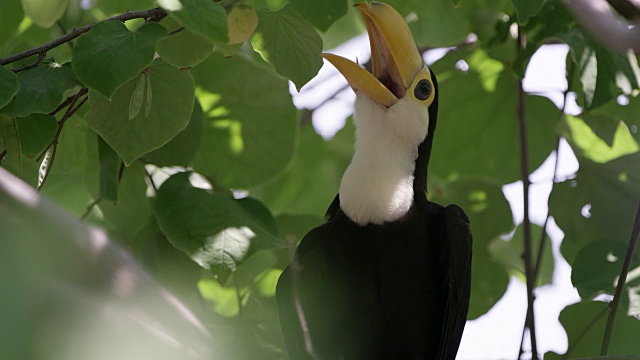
[276,70,473,359]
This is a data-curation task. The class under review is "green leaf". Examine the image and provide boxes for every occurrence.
[0,0,24,45]
[560,30,640,111]
[15,113,56,158]
[0,62,79,117]
[430,49,560,183]
[156,16,215,68]
[129,73,146,120]
[0,115,22,176]
[560,114,639,163]
[96,162,151,234]
[97,136,120,202]
[21,0,68,28]
[84,59,195,166]
[143,99,203,167]
[72,21,168,99]
[544,302,640,359]
[39,115,93,215]
[227,5,259,44]
[571,241,630,299]
[290,0,348,32]
[153,172,287,280]
[159,0,228,42]
[549,153,640,264]
[596,94,640,144]
[192,52,297,189]
[490,225,555,286]
[511,0,546,25]
[251,5,324,90]
[384,0,471,47]
[0,66,19,109]
[431,177,513,318]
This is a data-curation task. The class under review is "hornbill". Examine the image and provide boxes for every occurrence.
[276,2,472,359]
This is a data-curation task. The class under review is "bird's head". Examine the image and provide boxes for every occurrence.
[323,2,438,224]
[323,2,438,149]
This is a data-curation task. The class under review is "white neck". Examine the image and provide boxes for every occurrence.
[339,94,430,226]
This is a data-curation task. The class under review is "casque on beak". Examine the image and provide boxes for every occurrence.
[322,2,424,108]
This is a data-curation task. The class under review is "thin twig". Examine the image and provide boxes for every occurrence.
[600,201,640,355]
[49,93,79,116]
[36,90,88,191]
[0,8,167,66]
[169,26,185,36]
[516,27,539,360]
[562,307,608,360]
[12,53,46,73]
[144,168,158,194]
[81,198,102,220]
[36,88,88,162]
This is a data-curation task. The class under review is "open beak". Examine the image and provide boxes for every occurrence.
[322,2,424,108]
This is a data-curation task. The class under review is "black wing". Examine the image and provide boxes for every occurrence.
[437,204,473,360]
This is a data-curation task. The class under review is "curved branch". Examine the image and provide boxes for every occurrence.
[0,8,167,66]
[565,0,640,54]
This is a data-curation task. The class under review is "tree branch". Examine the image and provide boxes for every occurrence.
[516,27,539,360]
[0,8,167,66]
[36,88,88,191]
[600,201,640,355]
[606,0,640,19]
[565,0,640,54]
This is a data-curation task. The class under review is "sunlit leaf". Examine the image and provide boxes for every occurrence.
[430,49,560,183]
[251,4,323,90]
[156,16,215,68]
[72,21,168,99]
[192,52,297,189]
[159,0,228,42]
[227,5,259,44]
[560,114,639,163]
[154,172,287,280]
[21,0,68,28]
[84,59,195,165]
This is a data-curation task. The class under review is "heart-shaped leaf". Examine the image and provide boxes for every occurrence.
[0,66,19,109]
[83,59,195,165]
[72,21,168,98]
[154,172,286,280]
[0,61,79,117]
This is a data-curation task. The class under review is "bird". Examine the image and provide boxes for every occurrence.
[276,2,472,359]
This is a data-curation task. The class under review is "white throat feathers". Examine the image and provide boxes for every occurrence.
[339,93,430,226]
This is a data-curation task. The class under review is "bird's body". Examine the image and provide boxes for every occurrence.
[276,3,472,359]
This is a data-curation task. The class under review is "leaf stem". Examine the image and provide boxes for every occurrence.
[0,8,167,66]
[81,198,102,220]
[600,201,640,355]
[516,26,539,360]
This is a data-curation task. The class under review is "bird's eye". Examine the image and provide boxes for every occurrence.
[414,79,432,101]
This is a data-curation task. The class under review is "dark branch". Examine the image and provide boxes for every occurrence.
[0,148,6,165]
[36,88,88,162]
[600,201,640,355]
[169,26,185,36]
[0,8,167,66]
[606,0,640,19]
[36,88,88,191]
[516,27,539,360]
[12,53,46,73]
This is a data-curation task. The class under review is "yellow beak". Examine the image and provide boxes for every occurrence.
[322,2,424,108]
